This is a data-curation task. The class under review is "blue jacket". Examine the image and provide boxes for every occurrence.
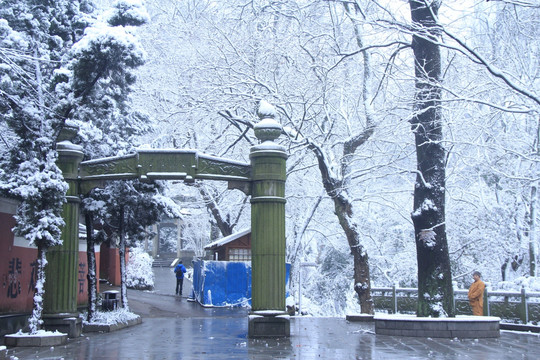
[174,263,187,279]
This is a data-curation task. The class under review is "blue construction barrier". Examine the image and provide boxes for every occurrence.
[190,259,290,307]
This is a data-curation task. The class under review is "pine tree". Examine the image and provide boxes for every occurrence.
[64,0,152,319]
[0,0,94,333]
[0,0,154,330]
[89,180,180,310]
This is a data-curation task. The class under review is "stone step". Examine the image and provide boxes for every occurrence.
[152,258,176,267]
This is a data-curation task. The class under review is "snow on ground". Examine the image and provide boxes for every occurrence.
[9,329,66,337]
[83,308,139,325]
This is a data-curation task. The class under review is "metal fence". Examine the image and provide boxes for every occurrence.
[371,285,540,324]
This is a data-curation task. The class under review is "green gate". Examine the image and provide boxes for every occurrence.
[49,102,288,337]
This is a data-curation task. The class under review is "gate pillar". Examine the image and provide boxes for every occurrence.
[43,139,84,337]
[248,102,289,337]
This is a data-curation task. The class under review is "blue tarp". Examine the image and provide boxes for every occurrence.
[190,260,290,307]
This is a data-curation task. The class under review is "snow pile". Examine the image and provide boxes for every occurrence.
[126,246,154,290]
[83,308,139,326]
[257,100,278,118]
[11,329,65,337]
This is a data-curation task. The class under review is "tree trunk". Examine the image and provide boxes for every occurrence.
[308,141,374,314]
[28,244,47,333]
[119,206,129,310]
[86,213,97,321]
[197,185,234,237]
[333,194,374,314]
[409,0,455,317]
[529,185,537,276]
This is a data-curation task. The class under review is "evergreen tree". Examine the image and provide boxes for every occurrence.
[89,180,180,309]
[64,0,150,159]
[0,0,94,333]
[68,0,181,319]
[64,0,153,319]
[0,0,154,329]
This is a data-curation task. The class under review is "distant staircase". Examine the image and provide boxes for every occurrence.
[152,256,176,268]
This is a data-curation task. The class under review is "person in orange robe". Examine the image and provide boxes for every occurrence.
[468,271,486,316]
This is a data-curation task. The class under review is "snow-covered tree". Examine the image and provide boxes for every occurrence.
[0,0,158,324]
[126,244,155,290]
[65,0,154,319]
[133,0,390,314]
[90,180,180,309]
[81,193,108,321]
[66,0,150,159]
[408,0,454,318]
[116,0,540,316]
[0,0,94,333]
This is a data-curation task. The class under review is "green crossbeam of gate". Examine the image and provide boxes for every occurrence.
[79,149,251,192]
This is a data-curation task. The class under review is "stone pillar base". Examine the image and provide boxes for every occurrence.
[248,313,290,338]
[43,313,82,338]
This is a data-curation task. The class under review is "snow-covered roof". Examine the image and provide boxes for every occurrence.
[204,228,251,250]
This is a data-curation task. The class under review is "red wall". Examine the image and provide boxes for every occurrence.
[0,211,36,313]
[99,244,129,286]
[77,249,101,305]
[1,198,99,314]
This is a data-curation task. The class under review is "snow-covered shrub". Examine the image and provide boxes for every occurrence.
[82,307,139,325]
[126,245,154,290]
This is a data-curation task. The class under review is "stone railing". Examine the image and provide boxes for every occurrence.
[371,285,540,324]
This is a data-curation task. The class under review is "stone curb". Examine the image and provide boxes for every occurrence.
[346,314,375,322]
[3,333,68,347]
[500,323,540,333]
[374,315,500,338]
[83,316,142,333]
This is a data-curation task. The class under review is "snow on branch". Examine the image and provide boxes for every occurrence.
[329,41,410,73]
[381,10,539,111]
[402,2,540,109]
[105,0,150,27]
[343,125,376,156]
[305,138,340,192]
[442,28,540,108]
[217,110,256,147]
[441,85,535,114]
[484,0,540,8]
[153,194,183,219]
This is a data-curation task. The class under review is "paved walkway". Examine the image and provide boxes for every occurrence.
[5,268,540,359]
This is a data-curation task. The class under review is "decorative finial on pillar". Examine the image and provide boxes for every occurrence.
[254,100,282,143]
[56,120,80,143]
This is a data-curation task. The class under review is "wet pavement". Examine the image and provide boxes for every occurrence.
[5,267,540,359]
